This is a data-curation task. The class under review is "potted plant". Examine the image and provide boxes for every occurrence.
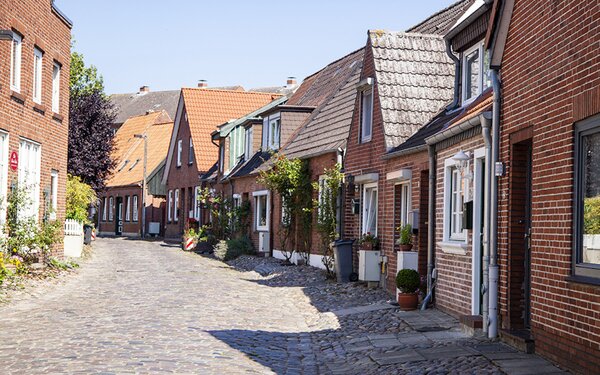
[358,232,379,250]
[396,268,420,310]
[396,224,413,251]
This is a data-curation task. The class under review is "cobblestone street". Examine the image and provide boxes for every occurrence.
[0,239,567,374]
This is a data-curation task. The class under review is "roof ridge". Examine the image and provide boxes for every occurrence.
[301,46,365,82]
[405,0,471,32]
[182,87,282,96]
[369,29,446,39]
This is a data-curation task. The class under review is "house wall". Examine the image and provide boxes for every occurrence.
[165,104,202,238]
[0,2,71,257]
[498,1,600,372]
[229,174,267,252]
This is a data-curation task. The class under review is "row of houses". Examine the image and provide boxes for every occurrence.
[98,0,599,372]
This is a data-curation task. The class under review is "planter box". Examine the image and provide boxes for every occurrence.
[396,251,418,273]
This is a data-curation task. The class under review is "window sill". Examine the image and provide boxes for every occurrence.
[566,275,600,287]
[256,227,268,232]
[33,103,46,115]
[52,112,63,123]
[439,241,468,255]
[10,90,25,104]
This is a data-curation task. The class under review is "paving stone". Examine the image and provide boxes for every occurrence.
[416,344,480,360]
[370,349,426,365]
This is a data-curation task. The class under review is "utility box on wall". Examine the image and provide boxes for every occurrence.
[258,231,270,254]
[358,250,381,281]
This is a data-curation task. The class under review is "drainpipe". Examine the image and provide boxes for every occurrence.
[422,144,436,309]
[481,113,492,334]
[445,39,460,111]
[488,69,502,339]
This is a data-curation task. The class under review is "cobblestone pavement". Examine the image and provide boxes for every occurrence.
[0,239,568,374]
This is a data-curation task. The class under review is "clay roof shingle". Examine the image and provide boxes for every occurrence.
[107,111,174,187]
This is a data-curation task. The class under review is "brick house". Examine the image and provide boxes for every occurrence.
[483,0,600,372]
[161,88,281,239]
[342,29,457,294]
[0,1,71,255]
[98,111,173,237]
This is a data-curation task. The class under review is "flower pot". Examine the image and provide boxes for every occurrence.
[399,244,413,252]
[397,292,419,311]
[359,243,375,251]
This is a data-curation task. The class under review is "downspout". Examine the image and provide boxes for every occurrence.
[422,144,436,310]
[481,113,492,334]
[488,69,502,338]
[445,39,460,110]
[336,148,344,237]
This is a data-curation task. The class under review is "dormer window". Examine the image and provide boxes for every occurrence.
[356,77,374,143]
[229,126,245,170]
[245,126,253,160]
[462,41,491,104]
[268,116,280,150]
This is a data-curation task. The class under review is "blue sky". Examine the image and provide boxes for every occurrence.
[56,0,457,95]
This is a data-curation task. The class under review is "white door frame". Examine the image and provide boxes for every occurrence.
[472,147,486,315]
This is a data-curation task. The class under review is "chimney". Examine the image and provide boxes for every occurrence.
[139,85,150,93]
[286,76,297,86]
[198,80,208,88]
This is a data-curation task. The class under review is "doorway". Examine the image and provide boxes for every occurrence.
[115,197,123,236]
[472,148,486,315]
[508,139,532,330]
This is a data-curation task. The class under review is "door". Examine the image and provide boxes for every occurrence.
[472,148,485,315]
[115,197,123,235]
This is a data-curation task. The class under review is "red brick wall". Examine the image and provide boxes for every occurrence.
[0,1,71,256]
[498,1,600,372]
[228,174,268,252]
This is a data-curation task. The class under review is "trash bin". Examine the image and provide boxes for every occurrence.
[333,239,354,283]
[83,224,93,245]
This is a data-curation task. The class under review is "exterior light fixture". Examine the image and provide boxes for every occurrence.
[452,150,472,179]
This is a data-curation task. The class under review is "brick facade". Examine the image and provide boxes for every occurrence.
[0,1,71,256]
[497,1,600,372]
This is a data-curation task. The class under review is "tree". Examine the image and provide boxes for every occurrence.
[68,50,116,192]
[66,174,97,223]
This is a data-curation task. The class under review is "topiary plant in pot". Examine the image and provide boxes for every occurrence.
[396,268,420,310]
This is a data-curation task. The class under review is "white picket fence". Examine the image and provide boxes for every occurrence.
[64,219,83,257]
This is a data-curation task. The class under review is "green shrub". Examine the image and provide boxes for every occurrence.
[584,196,600,234]
[213,237,255,261]
[66,174,97,224]
[396,269,420,293]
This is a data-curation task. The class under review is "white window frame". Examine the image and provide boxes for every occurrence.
[0,132,9,225]
[109,196,114,221]
[461,41,491,105]
[245,126,253,160]
[188,137,194,165]
[174,189,179,222]
[52,62,61,113]
[177,139,182,167]
[167,190,173,222]
[125,195,131,222]
[269,116,281,150]
[194,186,201,220]
[360,87,373,143]
[33,47,43,104]
[441,157,468,253]
[132,195,139,222]
[18,139,41,221]
[10,33,22,92]
[252,190,269,231]
[102,197,107,221]
[361,183,378,235]
[397,182,411,227]
[50,170,58,221]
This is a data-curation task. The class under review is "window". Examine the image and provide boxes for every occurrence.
[109,197,114,221]
[188,137,194,165]
[397,183,411,227]
[264,114,281,151]
[194,186,201,220]
[102,197,107,221]
[168,190,173,222]
[462,41,491,104]
[450,168,464,239]
[174,189,179,222]
[132,195,139,222]
[574,114,600,279]
[18,139,41,220]
[361,183,378,235]
[245,127,253,160]
[253,190,269,231]
[177,139,182,167]
[33,48,43,104]
[360,87,373,143]
[228,126,245,169]
[52,62,61,113]
[50,170,58,220]
[10,33,22,92]
[125,195,131,222]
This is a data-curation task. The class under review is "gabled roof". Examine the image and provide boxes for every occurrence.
[369,31,455,150]
[217,96,289,138]
[283,48,365,159]
[106,111,174,187]
[407,0,476,35]
[110,90,181,125]
[163,88,282,182]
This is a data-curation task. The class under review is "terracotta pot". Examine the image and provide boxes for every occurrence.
[359,243,375,250]
[399,244,413,252]
[397,292,418,311]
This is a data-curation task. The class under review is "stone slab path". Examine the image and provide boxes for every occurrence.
[0,238,568,374]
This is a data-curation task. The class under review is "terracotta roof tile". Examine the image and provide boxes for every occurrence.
[181,88,282,171]
[448,89,493,128]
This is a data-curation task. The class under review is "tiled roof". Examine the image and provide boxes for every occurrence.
[217,96,289,137]
[229,151,272,179]
[181,88,282,171]
[287,47,364,108]
[447,88,493,128]
[199,162,218,182]
[406,0,476,35]
[370,31,455,150]
[107,111,174,187]
[283,48,365,159]
[249,85,299,96]
[110,90,180,125]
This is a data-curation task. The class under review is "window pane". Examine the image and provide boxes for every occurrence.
[465,48,480,100]
[483,49,492,91]
[361,90,373,141]
[582,132,600,265]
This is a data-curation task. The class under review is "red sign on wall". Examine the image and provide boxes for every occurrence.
[9,151,18,171]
